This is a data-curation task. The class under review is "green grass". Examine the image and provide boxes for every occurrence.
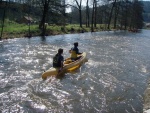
[2,23,39,33]
[0,19,113,39]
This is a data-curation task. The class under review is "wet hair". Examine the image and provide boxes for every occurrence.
[74,42,78,46]
[58,48,63,54]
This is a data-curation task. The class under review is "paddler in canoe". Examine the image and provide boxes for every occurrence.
[42,45,87,79]
[53,42,82,77]
[53,42,82,71]
[53,48,64,76]
[69,42,82,61]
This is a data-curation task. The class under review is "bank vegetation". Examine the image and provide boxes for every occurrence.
[0,0,144,39]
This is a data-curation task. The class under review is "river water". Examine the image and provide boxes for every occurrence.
[0,30,150,113]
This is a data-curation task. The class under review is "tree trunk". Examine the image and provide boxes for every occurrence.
[75,0,82,28]
[86,0,90,27]
[94,0,97,28]
[39,0,50,36]
[91,0,95,32]
[124,8,128,30]
[0,1,7,40]
[79,8,82,27]
[114,3,120,29]
[63,0,66,27]
[28,1,31,37]
[107,0,116,29]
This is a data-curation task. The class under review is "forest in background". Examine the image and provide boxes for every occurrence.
[142,1,150,22]
[0,0,149,39]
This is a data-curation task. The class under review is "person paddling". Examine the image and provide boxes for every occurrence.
[53,48,64,73]
[69,42,82,61]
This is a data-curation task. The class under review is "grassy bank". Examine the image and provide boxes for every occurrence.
[0,20,111,39]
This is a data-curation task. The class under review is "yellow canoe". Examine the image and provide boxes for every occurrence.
[42,52,88,80]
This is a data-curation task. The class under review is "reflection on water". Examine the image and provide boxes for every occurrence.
[0,30,150,113]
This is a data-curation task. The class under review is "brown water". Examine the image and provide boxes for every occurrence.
[0,30,150,113]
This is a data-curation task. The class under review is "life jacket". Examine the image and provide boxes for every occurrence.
[70,48,77,59]
[53,54,61,67]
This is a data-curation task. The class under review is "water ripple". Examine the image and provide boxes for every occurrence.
[0,30,150,112]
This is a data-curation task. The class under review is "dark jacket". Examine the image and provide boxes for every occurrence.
[53,53,64,68]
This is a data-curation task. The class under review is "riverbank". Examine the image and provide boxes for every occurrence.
[0,23,110,39]
[4,27,92,39]
[1,27,139,40]
[1,20,147,40]
[1,20,126,40]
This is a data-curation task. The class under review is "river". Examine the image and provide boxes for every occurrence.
[0,30,150,113]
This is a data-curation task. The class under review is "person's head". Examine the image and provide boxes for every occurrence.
[58,48,63,54]
[74,42,78,47]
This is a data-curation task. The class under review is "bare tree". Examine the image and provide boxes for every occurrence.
[39,0,51,36]
[74,0,83,27]
[91,0,95,32]
[94,0,98,27]
[26,0,31,37]
[86,0,90,27]
[129,0,143,29]
[0,1,7,40]
[91,0,99,31]
[62,0,66,27]
[107,0,117,29]
[113,1,120,29]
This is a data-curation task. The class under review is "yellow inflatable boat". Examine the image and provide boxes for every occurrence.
[42,52,88,80]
